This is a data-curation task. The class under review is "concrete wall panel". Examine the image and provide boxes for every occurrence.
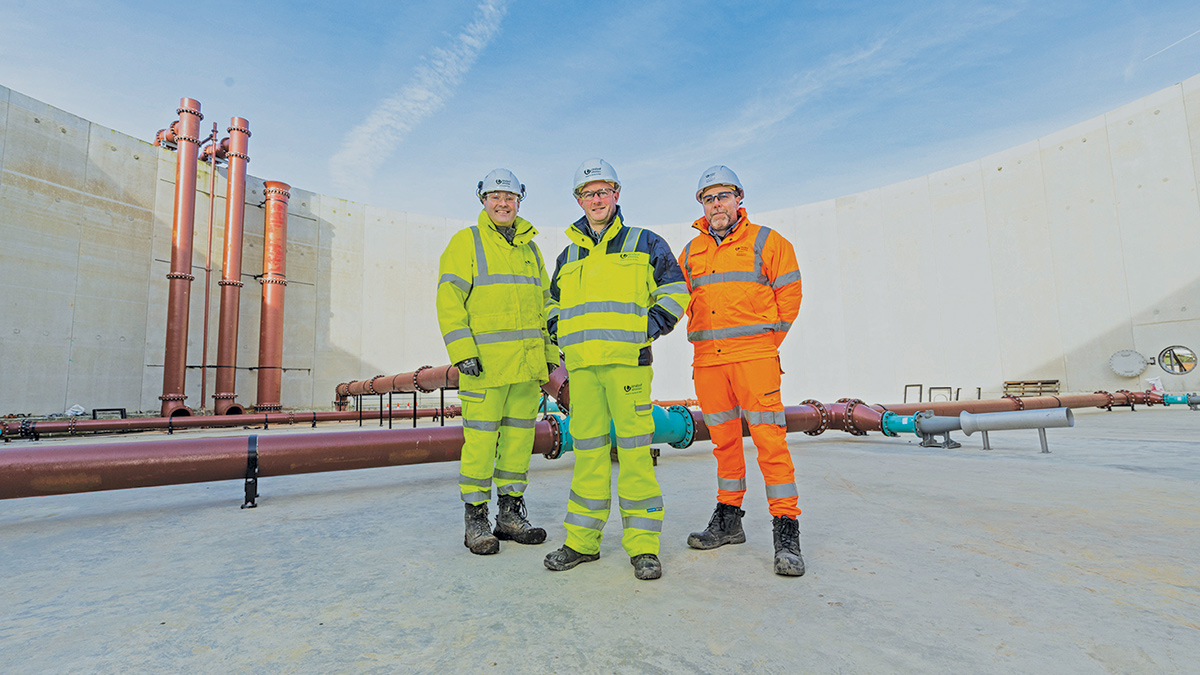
[835,190,898,400]
[4,91,90,191]
[926,162,1004,396]
[84,126,156,210]
[980,141,1067,384]
[1039,117,1134,392]
[1107,86,1200,328]
[0,85,10,172]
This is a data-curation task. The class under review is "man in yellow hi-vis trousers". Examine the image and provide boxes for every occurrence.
[542,158,689,580]
[437,169,559,555]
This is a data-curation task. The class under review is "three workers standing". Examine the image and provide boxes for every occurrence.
[436,162,805,578]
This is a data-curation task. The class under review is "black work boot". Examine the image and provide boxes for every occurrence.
[543,545,599,571]
[464,503,500,555]
[687,502,747,550]
[631,553,662,580]
[772,515,805,576]
[493,494,547,545]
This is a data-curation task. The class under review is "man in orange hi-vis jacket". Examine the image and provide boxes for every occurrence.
[677,165,805,576]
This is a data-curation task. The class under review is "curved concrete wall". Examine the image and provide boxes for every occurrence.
[2,74,1198,414]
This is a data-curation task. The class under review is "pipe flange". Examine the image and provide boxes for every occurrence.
[174,134,201,146]
[67,418,77,435]
[413,365,436,393]
[878,410,898,437]
[176,106,203,120]
[166,272,195,281]
[227,151,250,161]
[159,393,187,402]
[0,420,8,441]
[258,405,282,412]
[227,125,251,136]
[365,375,386,395]
[212,393,237,400]
[259,277,288,286]
[667,404,696,449]
[263,186,291,198]
[800,399,828,436]
[218,279,245,288]
[841,399,868,436]
[1142,390,1156,407]
[1002,394,1025,410]
[1094,390,1114,411]
[555,380,570,415]
[542,415,563,459]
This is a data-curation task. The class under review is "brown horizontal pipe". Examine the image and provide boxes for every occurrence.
[0,419,557,500]
[0,407,460,438]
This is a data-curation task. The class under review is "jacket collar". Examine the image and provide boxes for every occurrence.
[691,207,749,244]
[568,206,624,249]
[478,210,537,245]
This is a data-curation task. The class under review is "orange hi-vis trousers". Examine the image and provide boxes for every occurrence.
[694,357,800,517]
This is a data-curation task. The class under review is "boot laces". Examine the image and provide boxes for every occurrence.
[708,503,739,531]
[775,516,799,549]
[508,495,532,526]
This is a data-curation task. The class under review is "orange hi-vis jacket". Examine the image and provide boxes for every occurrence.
[679,209,802,367]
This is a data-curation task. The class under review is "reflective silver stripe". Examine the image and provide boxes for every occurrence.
[565,512,606,531]
[560,301,647,320]
[704,407,742,426]
[500,416,536,428]
[530,242,543,272]
[621,516,663,532]
[567,243,581,263]
[574,434,611,450]
[570,490,611,511]
[470,227,488,276]
[497,483,526,495]
[691,270,766,288]
[476,273,541,286]
[439,273,471,293]
[773,270,801,288]
[461,490,491,503]
[475,328,544,344]
[619,495,663,511]
[622,227,642,253]
[559,328,645,347]
[464,419,500,432]
[777,321,792,333]
[682,242,693,278]
[634,404,653,413]
[615,433,653,449]
[458,390,484,401]
[688,323,776,342]
[547,306,560,320]
[442,328,473,345]
[494,469,528,481]
[765,482,799,499]
[459,474,493,488]
[656,296,685,320]
[754,226,770,278]
[718,477,747,492]
[744,410,787,426]
[654,281,687,296]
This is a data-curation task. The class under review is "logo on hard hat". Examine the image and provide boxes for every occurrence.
[584,167,599,176]
[703,171,716,181]
[495,179,504,185]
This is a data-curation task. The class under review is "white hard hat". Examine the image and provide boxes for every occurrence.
[573,158,620,195]
[696,165,743,202]
[477,168,526,203]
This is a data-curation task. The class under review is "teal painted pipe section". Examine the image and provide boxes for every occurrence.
[880,410,919,437]
[538,399,560,413]
[549,405,695,457]
[652,405,688,444]
[1163,394,1189,406]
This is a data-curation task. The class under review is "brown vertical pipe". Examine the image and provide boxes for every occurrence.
[256,181,290,412]
[160,98,204,418]
[213,119,251,415]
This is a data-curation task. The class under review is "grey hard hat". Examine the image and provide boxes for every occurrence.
[696,165,743,202]
[573,158,620,195]
[477,168,526,203]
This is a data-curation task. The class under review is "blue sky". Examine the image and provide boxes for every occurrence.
[2,1,1199,228]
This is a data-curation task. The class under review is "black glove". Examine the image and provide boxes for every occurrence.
[456,358,482,377]
[547,317,558,345]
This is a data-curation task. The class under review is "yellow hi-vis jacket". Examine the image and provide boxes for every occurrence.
[436,211,558,389]
[548,208,688,368]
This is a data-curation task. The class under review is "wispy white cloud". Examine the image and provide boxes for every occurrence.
[329,0,509,193]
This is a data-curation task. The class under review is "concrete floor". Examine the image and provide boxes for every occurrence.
[1,407,1197,674]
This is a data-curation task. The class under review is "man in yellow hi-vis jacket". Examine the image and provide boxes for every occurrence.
[542,158,689,580]
[437,168,559,555]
